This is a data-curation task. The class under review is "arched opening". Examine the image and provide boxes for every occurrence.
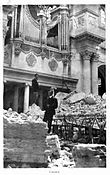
[98,65,106,96]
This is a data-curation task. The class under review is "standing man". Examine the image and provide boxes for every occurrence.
[32,73,39,105]
[43,88,58,134]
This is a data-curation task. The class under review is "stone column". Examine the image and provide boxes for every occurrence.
[19,5,24,38]
[81,50,92,94]
[24,83,30,113]
[58,15,62,51]
[11,9,14,39]
[14,5,18,37]
[13,86,19,112]
[91,53,99,95]
[38,10,47,45]
[60,5,69,51]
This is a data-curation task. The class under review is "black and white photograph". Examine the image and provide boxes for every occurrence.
[1,0,109,173]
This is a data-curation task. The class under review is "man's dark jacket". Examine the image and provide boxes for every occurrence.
[44,96,58,120]
[32,78,39,92]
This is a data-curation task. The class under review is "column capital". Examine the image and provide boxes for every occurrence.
[25,82,32,86]
[62,53,70,66]
[62,57,68,66]
[80,50,93,60]
[14,5,18,8]
[14,41,22,56]
[3,79,7,83]
[91,53,99,62]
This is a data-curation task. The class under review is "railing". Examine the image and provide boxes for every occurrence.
[52,114,106,144]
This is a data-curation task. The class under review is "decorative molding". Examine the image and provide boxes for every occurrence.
[48,58,58,72]
[21,43,69,63]
[74,8,99,17]
[54,52,62,62]
[21,44,42,56]
[75,32,104,44]
[14,43,22,56]
[80,50,93,60]
[88,15,97,27]
[33,47,42,55]
[62,54,70,66]
[43,48,49,59]
[48,52,58,71]
[50,51,62,62]
[4,46,10,63]
[4,66,78,89]
[71,49,77,59]
[4,49,9,60]
[68,54,72,63]
[25,82,31,86]
[40,51,46,60]
[92,53,100,62]
[25,35,40,44]
[26,53,37,67]
[21,44,31,52]
[47,15,60,30]
[77,15,86,28]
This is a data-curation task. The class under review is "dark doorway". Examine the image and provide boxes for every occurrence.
[98,65,106,96]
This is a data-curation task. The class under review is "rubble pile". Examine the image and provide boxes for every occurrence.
[4,104,49,167]
[55,92,106,117]
[55,92,68,108]
[4,104,45,124]
[48,149,75,168]
[72,144,106,167]
[46,135,61,159]
[26,104,45,120]
[45,135,75,168]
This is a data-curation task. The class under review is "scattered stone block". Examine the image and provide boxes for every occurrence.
[72,144,106,167]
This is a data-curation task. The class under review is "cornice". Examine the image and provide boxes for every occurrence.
[74,8,99,17]
[4,66,78,88]
[99,41,106,49]
[19,42,70,62]
[74,31,105,44]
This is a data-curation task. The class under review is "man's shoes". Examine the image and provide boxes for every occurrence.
[50,132,53,135]
[48,131,53,135]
